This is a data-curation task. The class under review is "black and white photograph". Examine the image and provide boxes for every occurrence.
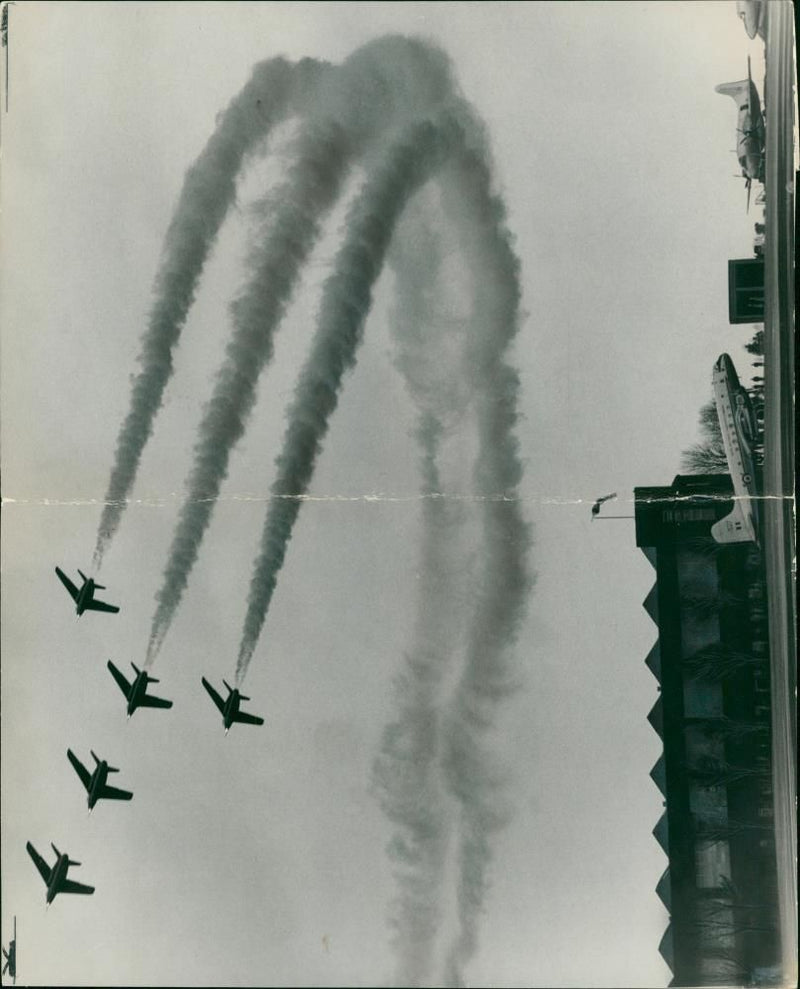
[0,2,796,986]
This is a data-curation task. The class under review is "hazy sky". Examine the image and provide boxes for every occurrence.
[1,3,767,986]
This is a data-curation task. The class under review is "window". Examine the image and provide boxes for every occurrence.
[695,839,732,889]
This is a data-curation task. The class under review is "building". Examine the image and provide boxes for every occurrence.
[636,475,781,987]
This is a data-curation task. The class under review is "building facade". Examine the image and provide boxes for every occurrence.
[636,475,781,987]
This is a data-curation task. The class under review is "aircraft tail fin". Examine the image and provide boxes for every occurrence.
[223,679,232,694]
[147,675,160,684]
[131,662,140,675]
[714,79,748,101]
[94,583,106,591]
[107,764,120,774]
[78,568,88,582]
[68,858,81,867]
[240,693,251,702]
[51,842,61,858]
[711,501,757,545]
[90,750,100,765]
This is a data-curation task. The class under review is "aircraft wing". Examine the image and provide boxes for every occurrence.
[86,598,120,614]
[107,661,131,697]
[140,693,173,709]
[234,711,265,726]
[26,842,51,885]
[99,783,133,801]
[201,677,225,715]
[55,567,79,602]
[67,749,92,791]
[59,879,95,896]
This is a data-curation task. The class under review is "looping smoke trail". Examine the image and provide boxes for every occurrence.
[234,110,473,684]
[371,209,473,987]
[93,56,328,571]
[145,37,460,666]
[437,157,533,987]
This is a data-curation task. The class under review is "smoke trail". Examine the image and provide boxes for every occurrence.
[93,56,327,570]
[146,38,458,664]
[437,156,533,987]
[234,110,476,684]
[372,210,473,986]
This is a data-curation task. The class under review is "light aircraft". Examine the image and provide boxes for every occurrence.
[710,354,759,546]
[201,677,264,733]
[591,492,617,520]
[67,749,133,811]
[26,842,94,905]
[108,661,173,718]
[2,916,15,984]
[55,567,119,616]
[715,57,766,209]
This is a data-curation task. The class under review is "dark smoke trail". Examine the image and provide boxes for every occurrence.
[93,56,327,570]
[234,110,475,684]
[372,210,473,986]
[146,38,458,664]
[437,156,533,988]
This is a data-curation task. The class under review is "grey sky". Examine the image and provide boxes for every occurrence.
[1,3,767,986]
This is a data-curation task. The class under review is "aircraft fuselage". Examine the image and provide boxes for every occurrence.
[75,580,95,616]
[87,763,109,810]
[223,691,242,731]
[47,855,70,905]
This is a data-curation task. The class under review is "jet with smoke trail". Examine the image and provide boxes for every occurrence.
[93,55,329,570]
[146,37,458,665]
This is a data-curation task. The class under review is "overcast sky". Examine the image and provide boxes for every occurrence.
[1,3,767,986]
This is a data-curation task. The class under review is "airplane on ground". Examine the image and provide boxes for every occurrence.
[2,916,15,984]
[107,661,173,718]
[715,57,766,209]
[26,842,94,905]
[55,567,119,617]
[67,749,133,812]
[201,677,264,734]
[710,353,759,546]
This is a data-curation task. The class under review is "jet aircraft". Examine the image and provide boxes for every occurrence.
[108,661,173,718]
[26,842,94,905]
[55,567,119,616]
[67,748,133,811]
[201,677,264,734]
[2,916,15,984]
[715,57,766,208]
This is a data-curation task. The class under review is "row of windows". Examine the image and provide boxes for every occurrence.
[662,508,718,522]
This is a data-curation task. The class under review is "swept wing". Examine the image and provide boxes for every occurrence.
[26,842,51,885]
[107,661,131,697]
[59,879,95,896]
[140,693,173,709]
[55,567,79,602]
[234,710,265,726]
[99,783,133,801]
[86,598,120,614]
[201,677,226,714]
[67,749,92,791]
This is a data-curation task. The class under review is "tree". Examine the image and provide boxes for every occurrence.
[683,642,766,681]
[744,329,764,355]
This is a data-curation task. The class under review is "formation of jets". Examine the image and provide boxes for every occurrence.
[16,565,267,959]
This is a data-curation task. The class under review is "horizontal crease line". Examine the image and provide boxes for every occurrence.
[0,494,795,507]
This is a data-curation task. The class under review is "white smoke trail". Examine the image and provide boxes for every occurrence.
[146,37,458,665]
[372,208,474,986]
[93,56,327,570]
